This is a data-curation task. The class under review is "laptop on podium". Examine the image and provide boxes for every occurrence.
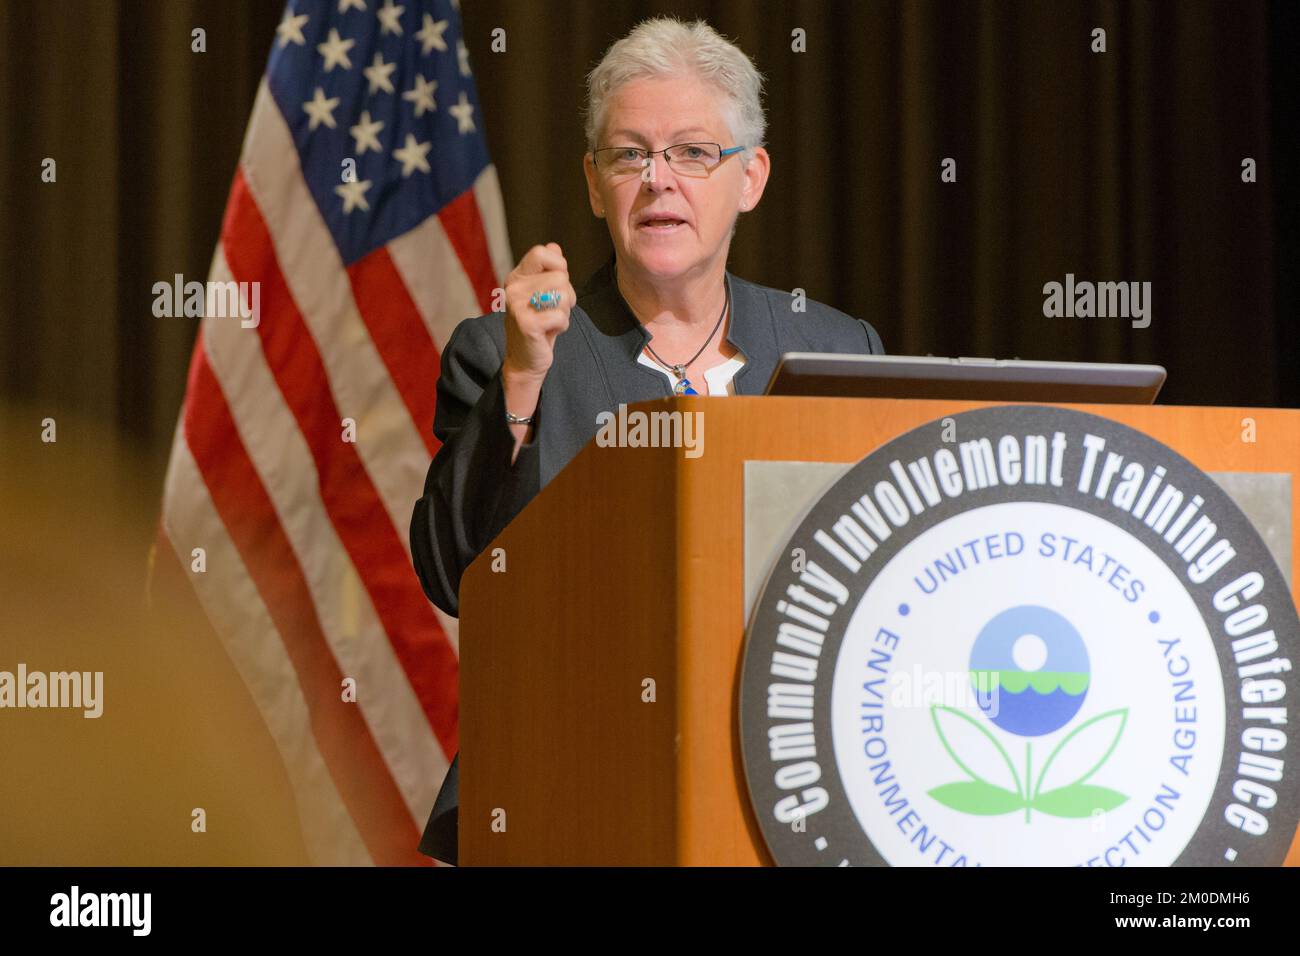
[764,354,1166,405]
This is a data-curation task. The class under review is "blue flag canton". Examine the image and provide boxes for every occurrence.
[266,0,490,266]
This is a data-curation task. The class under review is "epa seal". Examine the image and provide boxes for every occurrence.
[739,406,1300,866]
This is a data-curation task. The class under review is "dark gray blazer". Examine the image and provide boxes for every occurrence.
[409,252,886,863]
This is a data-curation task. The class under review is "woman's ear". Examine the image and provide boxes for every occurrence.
[739,146,771,213]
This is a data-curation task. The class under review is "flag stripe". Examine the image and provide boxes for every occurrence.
[221,169,459,757]
[387,208,487,352]
[473,164,517,290]
[199,245,448,825]
[438,187,499,314]
[347,247,442,455]
[180,333,429,866]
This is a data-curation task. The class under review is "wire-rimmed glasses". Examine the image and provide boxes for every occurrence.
[591,142,745,179]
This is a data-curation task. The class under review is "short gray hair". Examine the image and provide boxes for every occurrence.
[584,17,766,166]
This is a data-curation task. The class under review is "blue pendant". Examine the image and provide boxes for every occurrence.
[675,377,699,396]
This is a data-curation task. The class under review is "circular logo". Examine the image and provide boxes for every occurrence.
[969,605,1090,736]
[740,406,1300,866]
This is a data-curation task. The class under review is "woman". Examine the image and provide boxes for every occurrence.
[410,16,886,864]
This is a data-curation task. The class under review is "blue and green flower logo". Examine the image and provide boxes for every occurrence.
[929,605,1129,821]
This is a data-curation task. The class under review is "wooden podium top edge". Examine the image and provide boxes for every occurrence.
[617,395,1300,416]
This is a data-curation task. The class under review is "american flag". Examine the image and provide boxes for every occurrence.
[157,0,511,865]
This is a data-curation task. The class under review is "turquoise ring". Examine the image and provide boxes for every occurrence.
[529,289,562,311]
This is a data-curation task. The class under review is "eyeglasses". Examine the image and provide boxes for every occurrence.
[591,142,745,179]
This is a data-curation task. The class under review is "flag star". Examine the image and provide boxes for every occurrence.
[449,91,476,134]
[457,38,471,77]
[276,12,309,47]
[349,110,385,155]
[303,86,341,130]
[402,75,438,116]
[338,0,366,12]
[363,52,397,94]
[335,179,372,213]
[317,28,355,72]
[415,14,449,54]
[393,134,433,177]
[376,0,405,36]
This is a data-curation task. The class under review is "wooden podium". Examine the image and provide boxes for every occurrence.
[457,397,1300,866]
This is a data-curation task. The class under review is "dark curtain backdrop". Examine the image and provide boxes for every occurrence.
[2,0,1295,490]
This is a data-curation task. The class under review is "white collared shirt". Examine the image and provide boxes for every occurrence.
[636,350,747,395]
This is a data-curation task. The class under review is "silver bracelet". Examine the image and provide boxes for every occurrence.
[505,410,535,425]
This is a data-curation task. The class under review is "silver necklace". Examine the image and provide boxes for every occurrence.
[640,280,730,396]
